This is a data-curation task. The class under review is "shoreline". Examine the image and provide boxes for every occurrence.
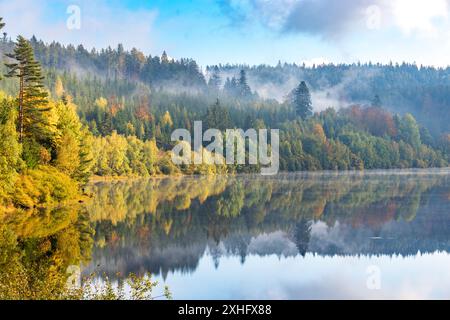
[88,167,450,182]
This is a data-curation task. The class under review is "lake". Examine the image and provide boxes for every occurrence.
[82,169,450,299]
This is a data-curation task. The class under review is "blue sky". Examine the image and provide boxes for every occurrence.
[1,0,450,67]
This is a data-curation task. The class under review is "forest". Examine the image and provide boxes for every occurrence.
[0,17,449,212]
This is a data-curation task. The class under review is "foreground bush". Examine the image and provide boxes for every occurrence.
[11,166,79,209]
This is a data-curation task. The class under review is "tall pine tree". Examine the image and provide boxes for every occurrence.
[208,66,221,94]
[5,35,50,143]
[293,81,313,120]
[0,18,4,81]
[238,69,252,98]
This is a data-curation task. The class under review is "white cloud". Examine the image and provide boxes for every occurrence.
[390,0,449,36]
[221,0,450,39]
[0,0,159,53]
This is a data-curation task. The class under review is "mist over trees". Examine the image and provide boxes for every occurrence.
[0,25,448,213]
[0,35,449,135]
[213,63,450,135]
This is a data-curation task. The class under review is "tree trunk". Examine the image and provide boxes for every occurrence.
[18,70,23,143]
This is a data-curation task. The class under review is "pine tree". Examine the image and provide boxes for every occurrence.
[208,66,221,93]
[0,18,4,81]
[205,99,231,131]
[293,81,313,120]
[74,127,94,184]
[238,69,252,98]
[161,51,169,64]
[5,35,50,143]
[224,77,239,96]
[101,110,113,136]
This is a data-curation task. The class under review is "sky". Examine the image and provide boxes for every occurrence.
[1,0,450,67]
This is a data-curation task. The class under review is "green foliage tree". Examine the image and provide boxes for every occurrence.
[208,65,221,93]
[0,18,4,81]
[205,99,231,131]
[5,36,50,143]
[238,69,252,98]
[400,113,421,150]
[0,97,22,203]
[293,81,313,120]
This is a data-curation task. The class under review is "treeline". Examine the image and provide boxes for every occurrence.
[279,106,449,171]
[0,20,218,211]
[0,19,449,212]
[0,37,206,92]
[39,71,450,171]
[1,34,449,135]
[214,62,450,135]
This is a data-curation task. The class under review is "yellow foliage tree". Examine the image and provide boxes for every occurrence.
[55,133,80,176]
[313,123,327,144]
[95,97,108,110]
[55,77,65,98]
[162,111,173,127]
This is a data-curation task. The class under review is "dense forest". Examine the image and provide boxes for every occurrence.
[0,17,449,212]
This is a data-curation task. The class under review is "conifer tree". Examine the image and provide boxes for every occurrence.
[161,51,169,64]
[208,66,221,93]
[5,35,50,143]
[205,98,231,131]
[0,18,4,81]
[238,69,252,98]
[293,81,313,120]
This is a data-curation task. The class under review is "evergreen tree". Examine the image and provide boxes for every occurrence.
[74,127,94,184]
[100,110,113,136]
[161,51,169,64]
[5,36,50,143]
[292,219,312,257]
[293,81,313,120]
[0,18,4,81]
[238,69,252,98]
[205,99,231,131]
[208,66,221,93]
[224,77,238,96]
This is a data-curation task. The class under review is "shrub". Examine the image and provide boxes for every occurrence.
[12,166,79,209]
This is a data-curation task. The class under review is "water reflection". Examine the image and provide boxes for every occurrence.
[0,206,93,299]
[84,169,450,298]
[2,169,448,299]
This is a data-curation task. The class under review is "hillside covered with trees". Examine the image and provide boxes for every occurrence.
[0,18,449,212]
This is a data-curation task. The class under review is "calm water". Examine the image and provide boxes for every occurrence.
[84,169,450,299]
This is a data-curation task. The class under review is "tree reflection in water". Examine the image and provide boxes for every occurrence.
[84,170,450,278]
[1,170,448,298]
